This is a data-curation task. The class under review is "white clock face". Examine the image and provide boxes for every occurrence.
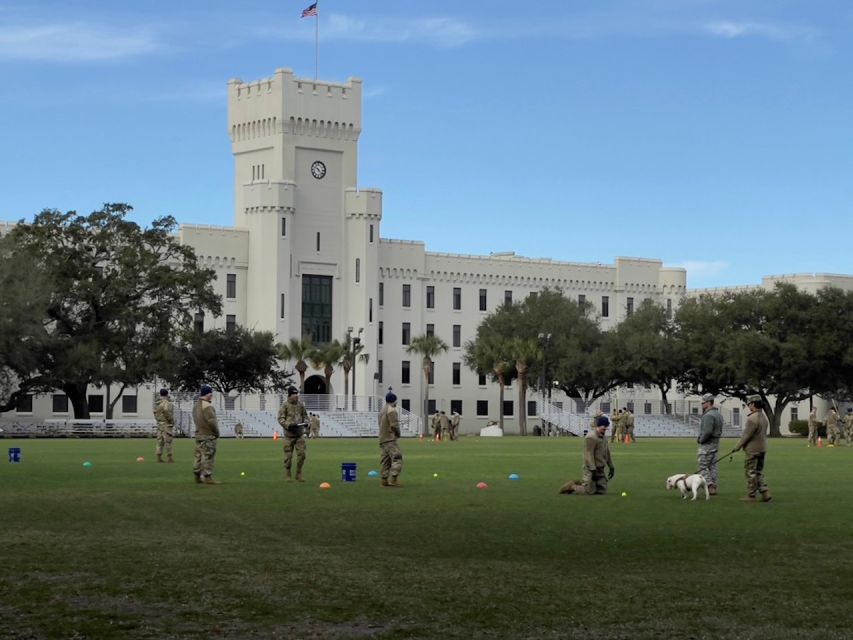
[311,160,326,179]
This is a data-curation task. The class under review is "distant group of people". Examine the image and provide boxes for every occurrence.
[429,410,461,441]
[608,408,636,444]
[808,406,853,447]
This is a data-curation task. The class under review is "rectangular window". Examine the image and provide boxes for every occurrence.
[601,296,609,318]
[626,401,634,414]
[378,321,383,345]
[355,258,360,283]
[426,286,435,309]
[194,312,204,333]
[578,294,586,305]
[402,322,411,346]
[600,401,611,414]
[452,324,461,348]
[503,400,514,417]
[369,298,373,323]
[504,290,513,306]
[402,284,411,308]
[369,224,374,243]
[479,289,487,311]
[52,394,68,413]
[667,298,673,320]
[122,395,138,414]
[453,287,462,310]
[88,394,104,413]
[226,315,236,332]
[790,407,799,422]
[478,373,487,386]
[627,297,634,316]
[401,399,410,412]
[733,407,741,426]
[281,217,287,237]
[316,232,321,252]
[377,360,383,383]
[16,394,33,413]
[452,362,461,385]
[302,274,333,344]
[644,402,653,415]
[427,399,437,414]
[401,360,410,384]
[379,282,384,306]
[477,400,489,416]
[528,400,538,417]
[280,293,285,320]
[224,396,235,410]
[627,382,634,389]
[426,323,434,337]
[450,400,462,415]
[226,273,237,299]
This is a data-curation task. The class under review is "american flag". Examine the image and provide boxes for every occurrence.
[301,2,317,17]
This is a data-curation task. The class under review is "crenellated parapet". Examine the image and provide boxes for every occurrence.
[241,180,296,213]
[345,188,382,220]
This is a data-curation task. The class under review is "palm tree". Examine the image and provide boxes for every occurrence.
[308,340,344,405]
[463,336,513,433]
[277,336,314,393]
[406,334,449,436]
[340,331,369,409]
[508,337,541,436]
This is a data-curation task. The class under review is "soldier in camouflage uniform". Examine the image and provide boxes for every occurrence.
[807,407,819,447]
[697,393,724,495]
[378,390,403,487]
[278,387,308,481]
[431,412,441,441]
[560,416,615,495]
[309,413,321,439]
[845,409,853,447]
[153,388,175,463]
[825,407,840,447]
[439,411,451,441]
[610,409,622,443]
[450,411,461,440]
[624,408,636,443]
[734,395,771,503]
[192,385,220,484]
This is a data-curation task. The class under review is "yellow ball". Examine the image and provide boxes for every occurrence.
[621,492,627,497]
[240,472,246,477]
[433,473,438,478]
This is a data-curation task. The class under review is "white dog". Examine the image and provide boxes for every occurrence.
[666,474,709,501]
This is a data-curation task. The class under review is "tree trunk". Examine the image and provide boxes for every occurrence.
[422,362,431,437]
[658,383,671,414]
[64,382,90,419]
[106,383,127,420]
[517,369,527,436]
[343,367,351,409]
[767,401,785,438]
[497,374,506,432]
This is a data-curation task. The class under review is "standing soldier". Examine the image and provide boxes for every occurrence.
[153,388,175,463]
[610,409,621,443]
[234,421,244,439]
[825,407,840,447]
[697,393,724,496]
[625,407,636,443]
[309,413,321,439]
[278,387,308,481]
[431,412,441,441]
[192,385,220,485]
[439,411,451,442]
[807,407,819,447]
[378,390,403,487]
[450,411,461,441]
[734,395,772,503]
[845,408,853,446]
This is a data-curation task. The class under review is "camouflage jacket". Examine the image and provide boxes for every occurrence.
[153,398,174,429]
[278,400,308,435]
[378,405,400,443]
[192,399,219,438]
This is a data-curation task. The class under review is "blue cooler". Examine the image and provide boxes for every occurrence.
[341,462,357,482]
[8,447,21,463]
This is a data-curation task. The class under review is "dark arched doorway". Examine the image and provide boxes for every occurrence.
[304,375,327,395]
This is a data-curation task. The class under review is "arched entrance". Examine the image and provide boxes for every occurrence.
[304,375,327,395]
[303,375,329,411]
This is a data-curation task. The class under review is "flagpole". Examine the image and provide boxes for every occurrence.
[315,1,320,80]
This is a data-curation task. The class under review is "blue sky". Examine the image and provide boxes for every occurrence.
[1,0,851,288]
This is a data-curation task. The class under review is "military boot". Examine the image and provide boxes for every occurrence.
[203,476,221,485]
[708,484,717,496]
[284,468,292,481]
[381,478,390,487]
[295,469,305,482]
[194,472,203,484]
[156,453,164,463]
[760,490,773,503]
[388,476,403,488]
[167,454,174,463]
[740,495,757,503]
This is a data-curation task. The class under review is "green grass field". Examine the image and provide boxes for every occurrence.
[1,436,852,640]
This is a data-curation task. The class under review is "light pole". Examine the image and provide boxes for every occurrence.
[352,327,363,410]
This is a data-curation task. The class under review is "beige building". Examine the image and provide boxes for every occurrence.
[1,67,849,435]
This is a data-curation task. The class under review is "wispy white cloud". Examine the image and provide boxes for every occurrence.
[703,20,818,43]
[0,22,164,62]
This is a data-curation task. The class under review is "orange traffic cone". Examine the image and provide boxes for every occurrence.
[817,436,823,448]
[273,431,279,441]
[624,434,630,445]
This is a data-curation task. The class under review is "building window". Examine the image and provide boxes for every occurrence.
[316,232,321,252]
[426,324,434,337]
[627,382,634,389]
[402,322,411,346]
[627,297,634,316]
[600,401,611,414]
[578,294,586,305]
[479,289,487,311]
[224,396,235,410]
[601,296,609,318]
[644,402,652,415]
[379,282,384,306]
[450,400,462,415]
[401,399,410,412]
[667,298,673,320]
[281,217,287,237]
[402,284,411,308]
[226,273,237,299]
[122,395,138,414]
[452,362,461,385]
[302,274,332,344]
[226,315,236,332]
[426,286,435,309]
[503,400,514,417]
[452,324,461,348]
[378,321,383,345]
[453,287,461,310]
[478,373,487,386]
[194,312,204,333]
[427,399,436,414]
[369,298,373,323]
[733,408,741,426]
[88,395,105,413]
[16,394,33,413]
[52,394,68,413]
[528,400,538,417]
[402,360,410,384]
[790,407,799,422]
[477,400,489,416]
[280,293,285,320]
[626,401,634,414]
[504,290,513,306]
[355,258,360,283]
[377,360,383,383]
[369,224,374,243]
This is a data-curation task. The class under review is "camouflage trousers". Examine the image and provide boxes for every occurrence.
[807,423,818,446]
[743,452,768,497]
[581,467,608,495]
[379,440,403,480]
[697,441,720,487]
[828,426,841,446]
[193,436,218,477]
[283,435,306,472]
[155,428,173,456]
[610,426,623,443]
[846,423,853,446]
